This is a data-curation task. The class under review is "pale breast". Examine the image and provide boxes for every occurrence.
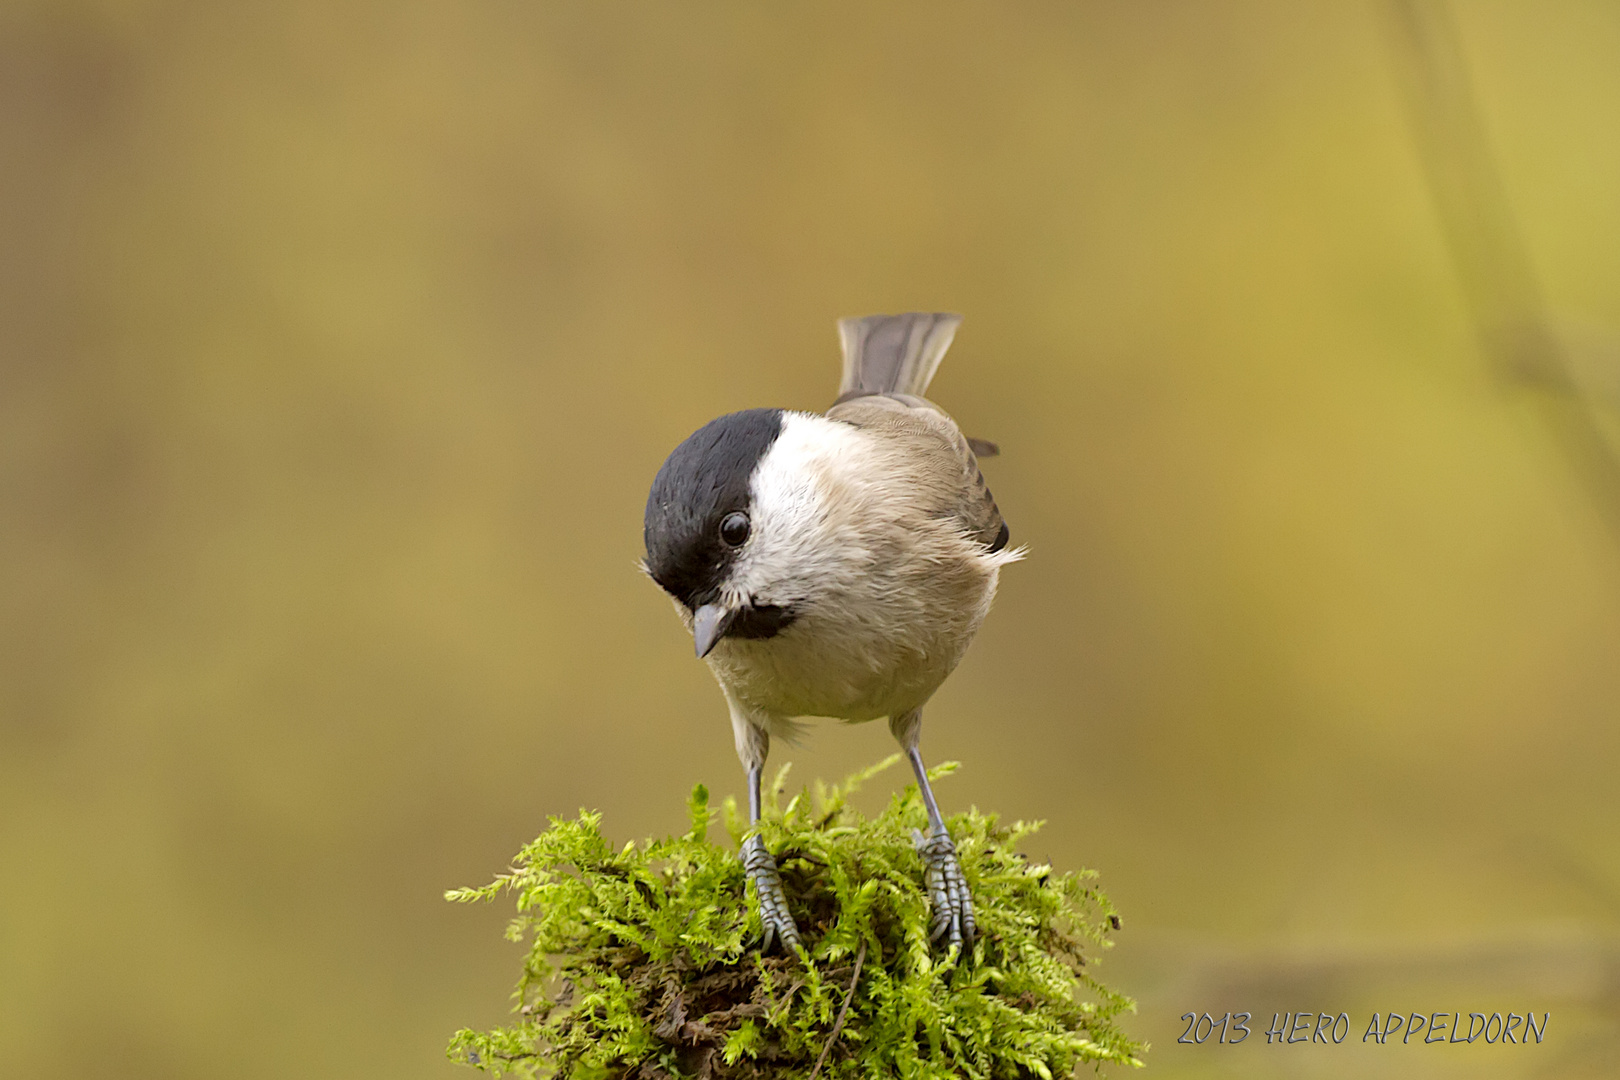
[707,411,1013,725]
[710,513,1003,722]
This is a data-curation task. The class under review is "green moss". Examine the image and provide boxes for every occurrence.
[447,757,1145,1079]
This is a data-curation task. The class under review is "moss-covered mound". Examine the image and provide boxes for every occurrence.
[447,758,1144,1079]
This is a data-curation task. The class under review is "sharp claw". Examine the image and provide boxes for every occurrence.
[916,823,975,953]
[742,834,802,954]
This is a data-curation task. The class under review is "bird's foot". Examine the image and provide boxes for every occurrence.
[913,824,977,949]
[742,834,802,954]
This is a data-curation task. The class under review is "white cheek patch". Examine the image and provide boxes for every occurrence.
[730,412,864,604]
[751,414,826,531]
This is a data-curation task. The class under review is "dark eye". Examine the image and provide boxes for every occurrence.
[719,511,750,547]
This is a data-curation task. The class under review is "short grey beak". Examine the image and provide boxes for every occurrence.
[692,602,739,658]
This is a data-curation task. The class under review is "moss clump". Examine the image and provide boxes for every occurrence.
[447,757,1144,1079]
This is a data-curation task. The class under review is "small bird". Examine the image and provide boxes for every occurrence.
[642,313,1019,952]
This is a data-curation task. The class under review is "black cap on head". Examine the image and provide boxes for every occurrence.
[644,408,785,610]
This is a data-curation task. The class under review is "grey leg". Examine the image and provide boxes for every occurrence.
[727,701,804,955]
[906,745,977,948]
[727,700,802,952]
[742,760,803,953]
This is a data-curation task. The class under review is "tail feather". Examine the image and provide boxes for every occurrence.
[836,312,962,399]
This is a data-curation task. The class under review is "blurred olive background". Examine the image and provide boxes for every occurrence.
[4,2,1620,1077]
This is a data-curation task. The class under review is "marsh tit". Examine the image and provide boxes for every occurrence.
[642,313,1019,952]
